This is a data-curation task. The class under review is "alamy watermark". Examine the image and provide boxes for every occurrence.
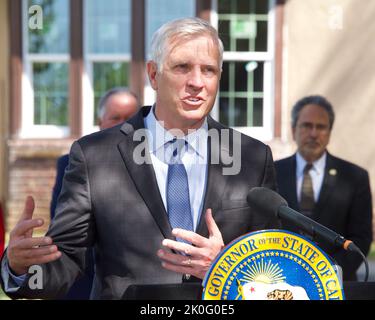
[131,123,242,176]
[28,5,43,30]
[28,265,43,290]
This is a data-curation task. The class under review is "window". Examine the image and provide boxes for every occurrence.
[21,0,70,138]
[33,62,69,126]
[83,0,131,134]
[211,0,276,141]
[18,1,276,139]
[143,0,195,105]
[145,0,196,59]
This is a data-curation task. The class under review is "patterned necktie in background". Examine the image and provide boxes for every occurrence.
[166,138,193,243]
[300,163,315,216]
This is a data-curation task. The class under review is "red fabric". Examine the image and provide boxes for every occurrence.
[0,202,4,259]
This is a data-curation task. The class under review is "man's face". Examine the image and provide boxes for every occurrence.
[292,104,331,162]
[147,35,221,132]
[99,93,138,130]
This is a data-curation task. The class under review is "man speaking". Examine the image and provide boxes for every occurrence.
[1,18,279,299]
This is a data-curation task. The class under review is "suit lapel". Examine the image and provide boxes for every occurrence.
[118,112,231,239]
[313,153,337,220]
[195,117,230,237]
[117,107,173,240]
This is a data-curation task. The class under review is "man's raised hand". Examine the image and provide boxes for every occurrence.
[7,196,61,276]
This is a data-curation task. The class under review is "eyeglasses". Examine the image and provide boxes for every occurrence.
[297,122,330,133]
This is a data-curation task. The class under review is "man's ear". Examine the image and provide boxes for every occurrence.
[147,61,158,90]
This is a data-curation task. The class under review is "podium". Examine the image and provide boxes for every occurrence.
[123,283,202,300]
[123,282,375,300]
[343,282,375,300]
[123,230,373,300]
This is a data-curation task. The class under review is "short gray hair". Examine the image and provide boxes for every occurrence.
[98,87,138,119]
[291,95,335,129]
[149,17,224,72]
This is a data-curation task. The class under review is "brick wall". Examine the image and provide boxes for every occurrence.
[5,139,73,234]
[7,158,57,233]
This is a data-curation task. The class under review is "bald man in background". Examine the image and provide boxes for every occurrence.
[97,88,139,130]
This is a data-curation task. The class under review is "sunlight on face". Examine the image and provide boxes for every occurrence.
[147,35,221,132]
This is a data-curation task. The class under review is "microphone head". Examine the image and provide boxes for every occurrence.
[247,187,288,218]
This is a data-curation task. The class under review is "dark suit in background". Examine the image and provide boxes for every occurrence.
[275,153,373,280]
[50,154,94,299]
[51,155,69,217]
[275,95,373,281]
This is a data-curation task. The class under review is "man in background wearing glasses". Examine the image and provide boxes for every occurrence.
[275,95,373,281]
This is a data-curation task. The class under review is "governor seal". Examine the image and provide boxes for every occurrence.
[202,230,344,300]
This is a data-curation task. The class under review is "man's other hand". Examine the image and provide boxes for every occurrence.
[157,208,224,279]
[7,196,61,276]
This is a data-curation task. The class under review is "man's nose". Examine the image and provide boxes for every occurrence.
[309,126,320,137]
[187,68,204,89]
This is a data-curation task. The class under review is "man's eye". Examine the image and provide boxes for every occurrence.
[301,123,312,129]
[202,66,217,76]
[174,64,189,71]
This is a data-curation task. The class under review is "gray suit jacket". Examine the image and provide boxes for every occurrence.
[1,106,279,299]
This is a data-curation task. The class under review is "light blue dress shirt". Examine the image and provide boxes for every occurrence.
[144,107,209,231]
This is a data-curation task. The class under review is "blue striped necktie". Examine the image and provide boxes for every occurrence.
[166,138,193,242]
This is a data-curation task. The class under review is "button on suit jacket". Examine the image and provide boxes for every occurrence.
[1,106,279,299]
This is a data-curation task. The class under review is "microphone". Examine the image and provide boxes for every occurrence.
[247,187,356,253]
[247,187,369,282]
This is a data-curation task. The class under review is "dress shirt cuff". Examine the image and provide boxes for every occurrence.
[1,259,27,293]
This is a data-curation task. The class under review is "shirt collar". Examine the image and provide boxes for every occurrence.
[296,151,327,176]
[144,105,208,159]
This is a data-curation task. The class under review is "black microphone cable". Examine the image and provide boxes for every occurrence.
[345,241,369,282]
